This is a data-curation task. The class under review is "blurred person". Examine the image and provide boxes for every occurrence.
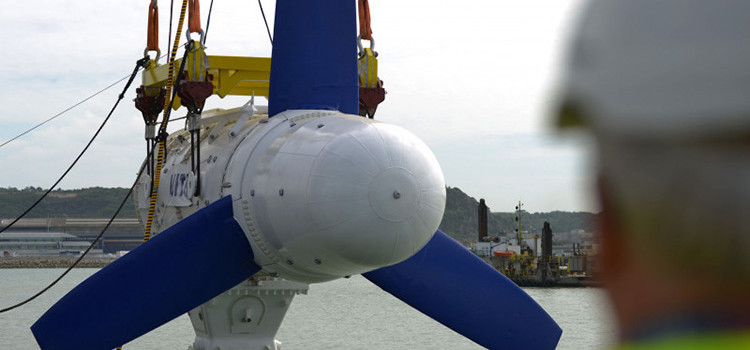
[557,0,750,348]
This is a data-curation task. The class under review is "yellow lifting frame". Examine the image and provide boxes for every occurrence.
[142,54,271,109]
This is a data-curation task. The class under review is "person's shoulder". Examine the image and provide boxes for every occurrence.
[615,330,750,350]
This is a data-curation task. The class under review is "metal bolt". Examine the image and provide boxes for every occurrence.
[393,191,401,199]
[242,307,253,323]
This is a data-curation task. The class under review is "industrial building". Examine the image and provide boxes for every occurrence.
[0,231,95,256]
[0,217,144,255]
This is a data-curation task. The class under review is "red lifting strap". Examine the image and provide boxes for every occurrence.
[188,0,202,34]
[358,0,372,40]
[147,1,159,51]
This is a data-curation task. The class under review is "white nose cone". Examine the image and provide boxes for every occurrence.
[241,112,445,282]
[307,120,446,268]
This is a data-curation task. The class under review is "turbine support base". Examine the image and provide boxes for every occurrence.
[188,275,309,350]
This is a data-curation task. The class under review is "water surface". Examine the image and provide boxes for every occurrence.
[0,269,615,349]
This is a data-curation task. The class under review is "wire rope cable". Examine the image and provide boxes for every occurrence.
[258,0,273,45]
[168,0,175,59]
[144,0,189,242]
[0,48,178,150]
[0,75,130,149]
[0,158,148,314]
[204,0,215,43]
[0,58,147,235]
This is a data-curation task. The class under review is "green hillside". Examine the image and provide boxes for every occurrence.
[0,187,136,219]
[0,186,596,243]
[439,186,597,243]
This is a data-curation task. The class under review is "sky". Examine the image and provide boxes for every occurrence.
[0,0,594,213]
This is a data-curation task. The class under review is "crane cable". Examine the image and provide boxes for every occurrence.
[0,62,151,314]
[114,3,190,348]
[0,46,176,151]
[113,2,189,348]
[356,0,385,119]
[0,75,134,150]
[258,0,273,45]
[204,0,215,43]
[0,58,148,235]
[143,0,189,242]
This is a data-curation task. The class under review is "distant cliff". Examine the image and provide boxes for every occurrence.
[0,186,596,242]
[439,187,598,243]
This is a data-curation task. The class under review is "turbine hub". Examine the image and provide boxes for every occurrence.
[227,111,446,283]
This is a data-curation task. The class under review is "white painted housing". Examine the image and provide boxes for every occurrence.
[135,107,446,283]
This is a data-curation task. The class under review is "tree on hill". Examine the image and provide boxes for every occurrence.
[438,187,597,243]
[0,187,136,218]
[0,186,596,243]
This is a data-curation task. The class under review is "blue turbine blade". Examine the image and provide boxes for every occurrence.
[31,196,261,350]
[363,230,562,350]
[268,0,358,116]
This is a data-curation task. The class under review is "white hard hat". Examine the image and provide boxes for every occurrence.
[558,0,750,141]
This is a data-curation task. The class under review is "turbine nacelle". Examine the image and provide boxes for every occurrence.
[136,108,446,283]
[31,1,562,348]
[34,106,561,350]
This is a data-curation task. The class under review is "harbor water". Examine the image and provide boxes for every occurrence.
[0,269,615,349]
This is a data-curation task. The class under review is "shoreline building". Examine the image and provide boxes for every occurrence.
[1,217,144,254]
[0,231,96,257]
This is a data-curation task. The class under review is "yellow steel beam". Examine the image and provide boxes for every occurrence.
[142,55,271,109]
[209,56,270,97]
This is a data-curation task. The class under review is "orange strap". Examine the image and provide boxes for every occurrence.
[147,1,159,51]
[188,0,202,34]
[358,0,372,40]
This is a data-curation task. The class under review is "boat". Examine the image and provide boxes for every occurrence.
[475,201,599,287]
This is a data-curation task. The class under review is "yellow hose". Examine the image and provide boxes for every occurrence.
[114,3,190,350]
[144,0,189,242]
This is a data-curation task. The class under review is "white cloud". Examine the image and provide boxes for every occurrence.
[430,132,595,212]
[0,0,592,211]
